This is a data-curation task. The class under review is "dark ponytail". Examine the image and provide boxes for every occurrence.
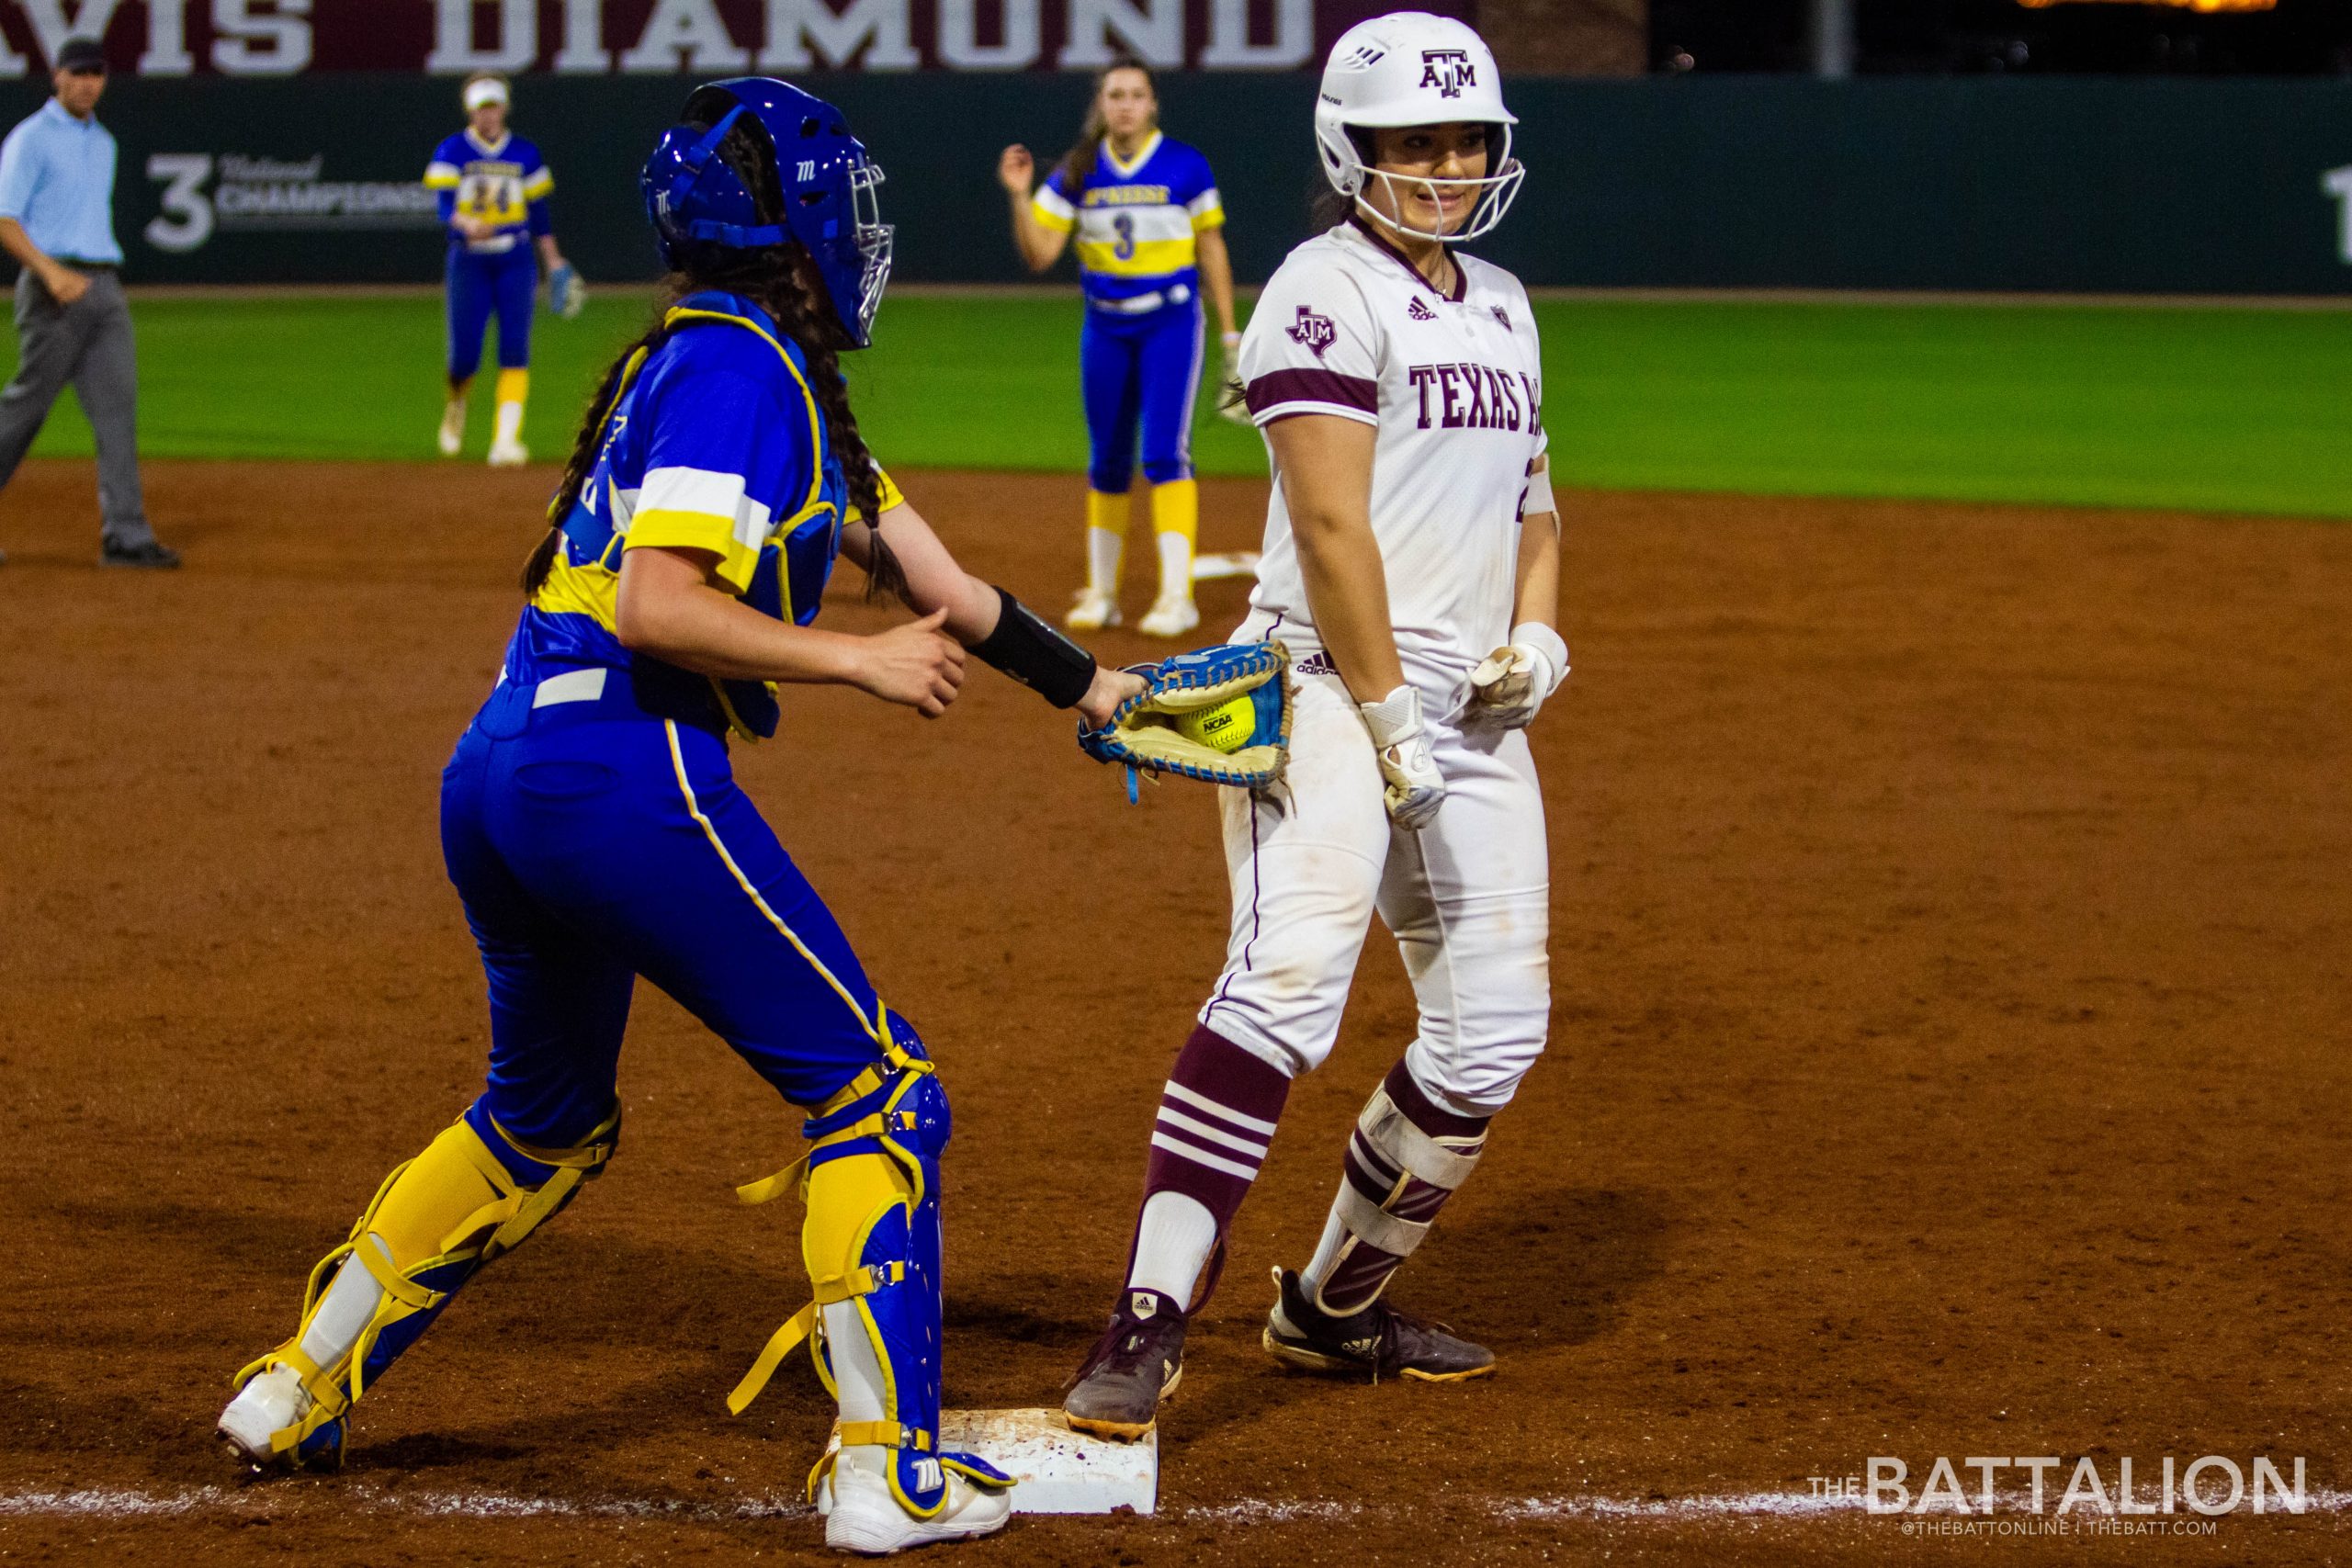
[1054,58,1155,192]
[523,310,660,594]
[521,98,902,602]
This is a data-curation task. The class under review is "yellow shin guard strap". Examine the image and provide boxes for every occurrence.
[838,1422,932,1451]
[729,1303,817,1415]
[726,1261,904,1414]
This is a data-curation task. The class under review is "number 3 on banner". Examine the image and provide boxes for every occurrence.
[146,152,215,253]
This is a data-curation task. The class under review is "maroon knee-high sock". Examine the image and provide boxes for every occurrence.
[1119,1024,1292,1310]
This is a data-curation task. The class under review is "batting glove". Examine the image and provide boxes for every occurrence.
[1360,683,1445,829]
[1216,330,1250,426]
[1468,623,1569,730]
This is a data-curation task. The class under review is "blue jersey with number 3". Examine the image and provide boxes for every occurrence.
[1030,131,1222,310]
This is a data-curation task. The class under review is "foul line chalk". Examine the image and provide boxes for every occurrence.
[6,1484,2349,1526]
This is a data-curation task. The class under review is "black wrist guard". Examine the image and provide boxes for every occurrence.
[972,585,1096,709]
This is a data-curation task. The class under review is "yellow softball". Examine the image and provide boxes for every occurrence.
[1174,694,1256,755]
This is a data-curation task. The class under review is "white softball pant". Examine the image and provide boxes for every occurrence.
[1198,671,1551,1115]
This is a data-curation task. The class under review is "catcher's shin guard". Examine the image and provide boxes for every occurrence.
[1302,1063,1487,1316]
[728,1015,1012,1518]
[223,1100,618,1465]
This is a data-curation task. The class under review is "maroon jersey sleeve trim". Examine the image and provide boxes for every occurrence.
[1245,368,1378,415]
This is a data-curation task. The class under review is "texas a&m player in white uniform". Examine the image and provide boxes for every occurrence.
[1064,12,1566,1439]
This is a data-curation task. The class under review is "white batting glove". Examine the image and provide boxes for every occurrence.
[1216,330,1250,426]
[1469,623,1568,730]
[1359,684,1445,829]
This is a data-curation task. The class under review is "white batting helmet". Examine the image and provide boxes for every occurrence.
[1314,12,1523,243]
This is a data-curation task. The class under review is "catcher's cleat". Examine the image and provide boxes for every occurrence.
[1137,593,1200,640]
[436,397,466,457]
[826,1444,1012,1555]
[1262,1267,1494,1382]
[1063,1288,1186,1441]
[218,1368,344,1473]
[486,436,531,468]
[1065,589,1122,632]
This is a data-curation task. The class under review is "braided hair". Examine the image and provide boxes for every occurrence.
[523,99,901,600]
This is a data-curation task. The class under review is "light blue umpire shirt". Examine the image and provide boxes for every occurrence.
[0,96,122,266]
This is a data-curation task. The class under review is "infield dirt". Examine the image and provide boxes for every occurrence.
[1,460,2346,1565]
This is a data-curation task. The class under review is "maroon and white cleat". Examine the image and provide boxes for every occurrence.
[1261,1267,1495,1382]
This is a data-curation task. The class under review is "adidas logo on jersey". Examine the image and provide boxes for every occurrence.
[1408,298,1437,321]
[1490,305,1512,332]
[1295,650,1337,677]
[1286,304,1338,361]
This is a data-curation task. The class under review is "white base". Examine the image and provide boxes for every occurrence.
[1192,551,1261,583]
[814,1409,1157,1517]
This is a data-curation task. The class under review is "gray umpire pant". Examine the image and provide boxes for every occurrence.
[0,266,155,548]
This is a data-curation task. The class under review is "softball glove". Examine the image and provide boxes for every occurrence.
[1079,641,1292,798]
[548,263,587,319]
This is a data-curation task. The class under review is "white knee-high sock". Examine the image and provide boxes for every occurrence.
[1125,1190,1217,1304]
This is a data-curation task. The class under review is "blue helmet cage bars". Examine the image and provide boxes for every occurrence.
[642,80,895,348]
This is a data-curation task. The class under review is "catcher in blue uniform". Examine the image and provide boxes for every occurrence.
[218,78,1141,1556]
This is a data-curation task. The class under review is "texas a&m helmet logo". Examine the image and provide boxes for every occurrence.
[1419,49,1475,98]
[1288,304,1338,361]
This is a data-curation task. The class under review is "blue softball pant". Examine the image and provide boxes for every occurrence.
[438,678,890,1151]
[445,246,537,385]
[1080,296,1204,494]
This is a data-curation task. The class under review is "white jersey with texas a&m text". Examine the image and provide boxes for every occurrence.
[1236,217,1545,699]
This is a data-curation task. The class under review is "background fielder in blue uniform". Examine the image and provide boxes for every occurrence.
[424,73,578,467]
[220,78,1137,1557]
[1001,61,1240,640]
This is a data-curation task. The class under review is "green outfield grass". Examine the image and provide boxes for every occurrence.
[12,290,2349,517]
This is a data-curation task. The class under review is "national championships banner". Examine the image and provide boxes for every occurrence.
[0,0,1476,77]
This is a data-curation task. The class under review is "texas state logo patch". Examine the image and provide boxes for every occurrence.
[1287,304,1338,360]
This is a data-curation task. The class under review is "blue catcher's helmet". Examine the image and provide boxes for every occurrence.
[640,78,894,347]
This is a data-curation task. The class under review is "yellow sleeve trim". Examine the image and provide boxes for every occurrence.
[423,169,461,189]
[1031,197,1075,234]
[625,509,761,594]
[1192,205,1226,232]
[523,169,554,199]
[844,463,906,525]
[662,307,827,525]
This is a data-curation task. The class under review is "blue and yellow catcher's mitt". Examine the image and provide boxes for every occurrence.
[1080,641,1292,797]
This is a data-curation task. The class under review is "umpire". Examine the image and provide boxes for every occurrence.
[0,36,175,569]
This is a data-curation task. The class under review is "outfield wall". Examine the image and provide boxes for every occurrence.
[11,74,2350,293]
